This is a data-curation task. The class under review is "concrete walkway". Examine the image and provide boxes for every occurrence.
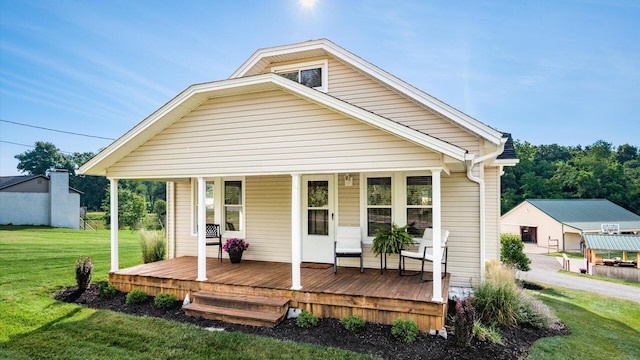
[521,244,640,303]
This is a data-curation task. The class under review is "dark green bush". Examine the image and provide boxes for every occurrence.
[125,288,148,305]
[500,233,531,271]
[340,314,366,333]
[391,318,419,344]
[296,310,318,328]
[98,282,116,299]
[75,255,93,291]
[154,293,177,309]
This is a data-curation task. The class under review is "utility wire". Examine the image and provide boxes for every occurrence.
[0,119,115,140]
[0,140,74,154]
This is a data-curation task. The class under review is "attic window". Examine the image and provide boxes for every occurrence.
[272,59,328,92]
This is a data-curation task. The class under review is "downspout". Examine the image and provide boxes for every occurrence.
[465,138,507,282]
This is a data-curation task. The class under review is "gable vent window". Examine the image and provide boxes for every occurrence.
[272,59,328,92]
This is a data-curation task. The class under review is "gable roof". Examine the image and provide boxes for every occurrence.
[0,175,46,190]
[527,199,640,232]
[583,234,640,252]
[231,39,506,146]
[80,73,470,176]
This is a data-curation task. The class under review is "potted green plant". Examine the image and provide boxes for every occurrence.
[372,223,414,271]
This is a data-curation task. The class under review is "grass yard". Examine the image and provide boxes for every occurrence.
[0,226,370,360]
[527,287,640,360]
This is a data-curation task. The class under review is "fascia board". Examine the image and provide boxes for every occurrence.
[231,39,503,145]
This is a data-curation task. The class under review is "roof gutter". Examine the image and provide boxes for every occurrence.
[466,138,507,282]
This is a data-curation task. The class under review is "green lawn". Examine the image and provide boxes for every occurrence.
[0,226,370,360]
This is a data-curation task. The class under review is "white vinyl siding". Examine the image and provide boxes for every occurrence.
[337,173,359,226]
[106,90,442,178]
[327,58,480,154]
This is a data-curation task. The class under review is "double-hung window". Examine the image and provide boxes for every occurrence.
[366,177,392,236]
[224,180,243,232]
[406,176,432,236]
[272,60,328,92]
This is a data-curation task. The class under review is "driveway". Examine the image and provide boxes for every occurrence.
[520,245,640,303]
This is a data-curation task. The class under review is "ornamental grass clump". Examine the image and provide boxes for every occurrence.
[391,318,419,344]
[140,230,166,263]
[516,291,553,329]
[472,260,520,327]
[75,255,93,292]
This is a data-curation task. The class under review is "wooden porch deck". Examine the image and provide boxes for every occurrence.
[109,256,450,331]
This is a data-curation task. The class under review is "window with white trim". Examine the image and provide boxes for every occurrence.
[366,177,392,237]
[271,59,328,92]
[224,180,243,231]
[192,180,215,233]
[406,176,432,236]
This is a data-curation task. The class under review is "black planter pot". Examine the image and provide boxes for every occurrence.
[228,250,243,263]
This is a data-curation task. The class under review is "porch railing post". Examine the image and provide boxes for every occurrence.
[431,169,443,303]
[196,177,207,281]
[291,173,302,290]
[109,178,119,272]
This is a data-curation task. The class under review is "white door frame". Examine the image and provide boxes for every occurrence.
[301,175,335,263]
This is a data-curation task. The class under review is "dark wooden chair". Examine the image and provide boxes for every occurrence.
[206,223,223,262]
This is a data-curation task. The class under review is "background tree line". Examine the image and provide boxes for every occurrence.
[501,140,640,215]
[14,142,166,228]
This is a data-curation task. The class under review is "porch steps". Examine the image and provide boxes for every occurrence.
[183,291,290,327]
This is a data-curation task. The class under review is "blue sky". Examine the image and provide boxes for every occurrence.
[1,0,639,176]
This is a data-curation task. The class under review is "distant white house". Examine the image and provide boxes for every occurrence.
[0,169,81,229]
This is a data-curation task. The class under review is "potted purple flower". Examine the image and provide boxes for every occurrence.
[222,238,250,263]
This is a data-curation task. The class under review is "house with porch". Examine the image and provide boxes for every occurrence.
[79,39,517,331]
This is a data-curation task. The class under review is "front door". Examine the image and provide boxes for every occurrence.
[302,176,334,263]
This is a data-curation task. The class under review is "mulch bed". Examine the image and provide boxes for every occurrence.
[55,284,569,360]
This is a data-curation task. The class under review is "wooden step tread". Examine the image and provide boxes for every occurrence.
[184,303,284,322]
[194,291,290,307]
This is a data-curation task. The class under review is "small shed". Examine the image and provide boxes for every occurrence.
[583,234,640,281]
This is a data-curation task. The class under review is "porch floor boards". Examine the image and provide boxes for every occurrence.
[111,256,450,331]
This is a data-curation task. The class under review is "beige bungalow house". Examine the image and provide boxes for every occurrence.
[79,39,517,330]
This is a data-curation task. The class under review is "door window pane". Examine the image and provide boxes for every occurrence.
[308,181,329,208]
[308,209,329,235]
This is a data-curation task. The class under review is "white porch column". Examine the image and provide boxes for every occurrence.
[291,173,302,290]
[431,169,443,303]
[109,178,119,272]
[196,177,207,281]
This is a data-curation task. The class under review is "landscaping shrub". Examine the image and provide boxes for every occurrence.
[340,314,366,333]
[140,230,166,263]
[75,255,93,291]
[296,310,318,328]
[500,233,531,272]
[473,321,503,345]
[154,293,177,309]
[98,282,117,299]
[516,291,553,329]
[126,288,148,305]
[472,260,520,327]
[454,297,475,347]
[391,318,419,344]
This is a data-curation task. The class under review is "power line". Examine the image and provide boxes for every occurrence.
[0,119,115,140]
[0,140,74,154]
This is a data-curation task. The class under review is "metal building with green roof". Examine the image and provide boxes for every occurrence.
[500,199,640,251]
